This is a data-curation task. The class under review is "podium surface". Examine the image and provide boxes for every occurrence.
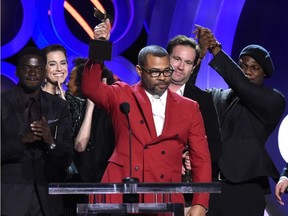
[49,182,221,194]
[49,182,220,215]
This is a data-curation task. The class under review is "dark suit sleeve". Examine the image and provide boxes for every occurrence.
[209,50,286,127]
[1,92,25,161]
[201,93,223,168]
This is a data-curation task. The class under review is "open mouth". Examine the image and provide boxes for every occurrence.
[53,73,65,77]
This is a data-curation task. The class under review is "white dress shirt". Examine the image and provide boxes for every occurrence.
[175,84,186,96]
[145,90,168,136]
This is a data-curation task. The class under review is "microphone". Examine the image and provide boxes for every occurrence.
[120,102,139,203]
[120,102,132,177]
[120,102,130,116]
[120,102,133,178]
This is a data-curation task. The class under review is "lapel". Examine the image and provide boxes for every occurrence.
[40,91,49,118]
[40,91,61,138]
[219,90,239,126]
[161,89,178,137]
[9,87,27,132]
[131,85,181,144]
[183,81,194,98]
[132,83,158,139]
[148,89,179,145]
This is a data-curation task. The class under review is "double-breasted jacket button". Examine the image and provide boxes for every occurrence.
[140,120,145,124]
[160,174,164,179]
[161,150,165,155]
[144,145,148,149]
[134,166,139,171]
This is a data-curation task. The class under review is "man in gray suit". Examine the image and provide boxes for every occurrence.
[1,47,74,216]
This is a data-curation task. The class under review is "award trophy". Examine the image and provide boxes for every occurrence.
[89,6,113,61]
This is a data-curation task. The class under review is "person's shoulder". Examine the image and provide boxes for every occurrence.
[65,91,85,103]
[207,87,231,98]
[266,87,286,109]
[187,84,211,96]
[1,89,13,97]
[41,90,68,106]
[1,85,18,94]
[272,88,285,99]
[1,86,20,101]
[170,90,198,105]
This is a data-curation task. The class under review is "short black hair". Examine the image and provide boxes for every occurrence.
[17,47,47,67]
[138,45,169,67]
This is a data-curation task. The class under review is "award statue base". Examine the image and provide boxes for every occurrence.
[89,39,112,61]
[122,177,140,203]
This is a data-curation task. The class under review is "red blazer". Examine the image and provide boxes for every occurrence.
[82,61,211,208]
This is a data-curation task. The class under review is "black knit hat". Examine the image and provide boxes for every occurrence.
[239,44,274,78]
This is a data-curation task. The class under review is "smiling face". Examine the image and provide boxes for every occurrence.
[17,54,46,93]
[46,50,68,85]
[170,45,196,86]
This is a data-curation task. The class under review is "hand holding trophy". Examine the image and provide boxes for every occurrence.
[89,6,113,61]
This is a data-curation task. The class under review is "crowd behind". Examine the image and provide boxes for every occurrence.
[1,19,288,216]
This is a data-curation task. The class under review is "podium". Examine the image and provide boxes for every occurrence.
[49,182,221,215]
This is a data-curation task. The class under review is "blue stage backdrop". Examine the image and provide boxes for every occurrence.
[1,0,288,215]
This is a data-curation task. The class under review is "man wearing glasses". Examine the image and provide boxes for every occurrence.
[82,19,211,216]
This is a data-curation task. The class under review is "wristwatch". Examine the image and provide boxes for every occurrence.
[48,143,56,150]
[208,42,222,53]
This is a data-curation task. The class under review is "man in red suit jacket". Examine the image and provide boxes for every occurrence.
[82,20,211,216]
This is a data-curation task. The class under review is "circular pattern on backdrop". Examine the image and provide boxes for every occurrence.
[1,0,36,59]
[1,61,17,84]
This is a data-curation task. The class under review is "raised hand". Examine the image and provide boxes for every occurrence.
[193,24,221,56]
[57,80,66,100]
[93,19,111,40]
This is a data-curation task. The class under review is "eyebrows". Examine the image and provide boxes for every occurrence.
[171,55,194,65]
[47,59,68,64]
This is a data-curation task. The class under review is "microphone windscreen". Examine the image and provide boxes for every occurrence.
[120,102,130,114]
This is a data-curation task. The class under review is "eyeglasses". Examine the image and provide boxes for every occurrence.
[139,65,174,77]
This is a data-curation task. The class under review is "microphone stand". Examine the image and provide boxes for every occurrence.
[120,102,139,203]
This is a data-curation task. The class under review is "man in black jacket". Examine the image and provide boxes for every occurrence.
[1,47,74,216]
[194,25,286,216]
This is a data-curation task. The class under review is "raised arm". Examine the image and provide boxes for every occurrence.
[74,99,95,152]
